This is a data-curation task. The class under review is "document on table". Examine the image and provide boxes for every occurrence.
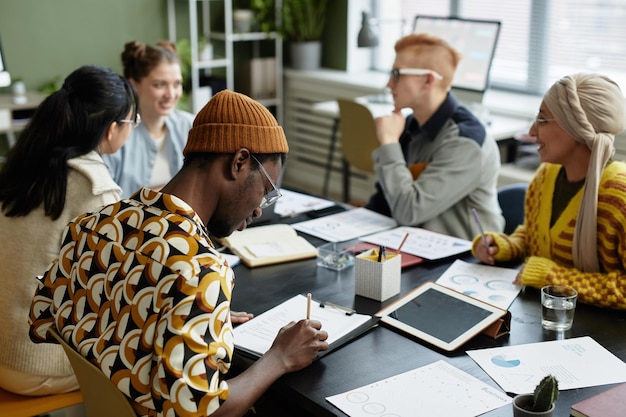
[232,294,376,358]
[467,336,626,395]
[360,226,472,260]
[435,259,522,310]
[274,188,335,217]
[291,207,397,242]
[326,360,511,417]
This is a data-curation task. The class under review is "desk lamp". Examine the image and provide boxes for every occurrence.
[357,11,407,48]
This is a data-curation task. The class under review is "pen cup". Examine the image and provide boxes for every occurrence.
[355,249,401,301]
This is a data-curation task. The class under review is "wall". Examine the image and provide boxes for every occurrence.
[0,0,168,92]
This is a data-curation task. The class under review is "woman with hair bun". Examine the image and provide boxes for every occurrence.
[104,40,194,198]
[0,64,138,396]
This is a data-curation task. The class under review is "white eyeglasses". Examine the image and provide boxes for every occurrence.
[533,114,557,126]
[250,154,282,209]
[390,68,444,83]
[118,113,141,128]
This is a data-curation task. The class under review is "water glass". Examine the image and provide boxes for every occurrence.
[541,285,577,331]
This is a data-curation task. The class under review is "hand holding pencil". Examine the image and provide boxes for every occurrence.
[471,208,497,265]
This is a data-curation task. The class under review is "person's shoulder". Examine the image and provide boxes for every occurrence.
[449,106,487,146]
[600,160,626,190]
[170,108,195,126]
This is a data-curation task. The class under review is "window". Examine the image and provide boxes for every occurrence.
[370,0,626,95]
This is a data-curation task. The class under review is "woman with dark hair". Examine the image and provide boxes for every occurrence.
[104,40,194,198]
[0,64,138,396]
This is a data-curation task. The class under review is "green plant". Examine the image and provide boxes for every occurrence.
[251,0,329,42]
[532,375,559,412]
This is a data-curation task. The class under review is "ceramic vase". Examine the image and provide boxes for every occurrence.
[289,41,321,70]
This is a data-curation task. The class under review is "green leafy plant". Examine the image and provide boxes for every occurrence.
[531,375,559,412]
[250,0,329,42]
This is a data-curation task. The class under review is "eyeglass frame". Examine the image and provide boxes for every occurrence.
[389,68,444,83]
[533,113,557,126]
[250,154,282,209]
[118,113,142,128]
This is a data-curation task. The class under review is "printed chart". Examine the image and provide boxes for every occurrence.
[326,360,510,417]
[436,259,521,310]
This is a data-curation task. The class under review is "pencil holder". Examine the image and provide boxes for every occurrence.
[355,249,401,301]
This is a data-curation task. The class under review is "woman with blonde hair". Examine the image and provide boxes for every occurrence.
[473,73,626,309]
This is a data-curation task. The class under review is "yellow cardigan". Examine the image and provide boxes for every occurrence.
[473,162,626,309]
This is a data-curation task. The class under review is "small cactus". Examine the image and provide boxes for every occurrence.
[532,374,559,412]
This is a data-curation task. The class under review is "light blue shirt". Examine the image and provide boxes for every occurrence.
[104,109,194,198]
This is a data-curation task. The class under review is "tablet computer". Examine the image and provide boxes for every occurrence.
[376,281,507,351]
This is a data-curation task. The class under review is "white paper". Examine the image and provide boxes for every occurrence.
[326,360,511,417]
[360,226,472,260]
[436,259,522,310]
[292,207,397,242]
[274,188,335,217]
[222,253,240,268]
[233,294,372,356]
[467,336,626,394]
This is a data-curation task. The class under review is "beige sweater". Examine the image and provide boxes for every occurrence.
[0,151,120,376]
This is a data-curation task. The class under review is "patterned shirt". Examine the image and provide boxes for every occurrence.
[29,188,235,416]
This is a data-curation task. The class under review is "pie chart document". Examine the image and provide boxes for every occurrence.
[467,336,626,395]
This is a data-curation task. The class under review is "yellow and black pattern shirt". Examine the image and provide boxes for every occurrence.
[29,188,235,416]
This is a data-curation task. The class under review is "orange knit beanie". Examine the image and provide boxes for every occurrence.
[183,90,288,155]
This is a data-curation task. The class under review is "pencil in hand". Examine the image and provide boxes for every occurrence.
[306,292,312,320]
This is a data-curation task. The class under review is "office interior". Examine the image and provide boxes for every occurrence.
[2,0,624,203]
[2,2,626,416]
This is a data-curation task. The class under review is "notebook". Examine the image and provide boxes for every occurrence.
[571,382,626,417]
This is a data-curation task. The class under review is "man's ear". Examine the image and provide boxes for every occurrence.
[229,148,252,179]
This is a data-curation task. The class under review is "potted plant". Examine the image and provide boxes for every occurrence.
[250,0,329,70]
[513,375,559,416]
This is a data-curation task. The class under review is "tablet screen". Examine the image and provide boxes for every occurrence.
[377,282,506,351]
[392,287,493,343]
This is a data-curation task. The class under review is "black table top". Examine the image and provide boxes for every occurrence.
[227,211,626,417]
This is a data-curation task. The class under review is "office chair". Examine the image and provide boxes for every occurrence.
[337,98,380,203]
[48,328,137,417]
[0,386,82,417]
[497,183,528,234]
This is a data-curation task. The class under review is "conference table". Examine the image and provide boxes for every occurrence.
[228,209,626,417]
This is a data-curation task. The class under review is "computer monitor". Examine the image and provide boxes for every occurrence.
[413,16,501,105]
[0,36,11,88]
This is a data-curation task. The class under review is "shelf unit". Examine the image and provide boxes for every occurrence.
[167,0,283,122]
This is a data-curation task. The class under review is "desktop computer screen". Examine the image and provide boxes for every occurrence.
[413,16,500,102]
[0,36,11,88]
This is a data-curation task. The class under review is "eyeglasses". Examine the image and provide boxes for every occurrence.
[390,68,444,83]
[533,114,557,126]
[118,113,142,128]
[250,154,282,209]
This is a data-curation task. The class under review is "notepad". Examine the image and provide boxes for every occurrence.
[232,294,377,359]
[571,382,626,417]
[218,224,317,267]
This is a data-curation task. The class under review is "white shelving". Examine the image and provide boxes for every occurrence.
[167,0,283,122]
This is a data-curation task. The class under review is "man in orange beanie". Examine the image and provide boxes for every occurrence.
[29,90,329,417]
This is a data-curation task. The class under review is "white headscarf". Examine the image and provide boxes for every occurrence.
[543,73,626,272]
